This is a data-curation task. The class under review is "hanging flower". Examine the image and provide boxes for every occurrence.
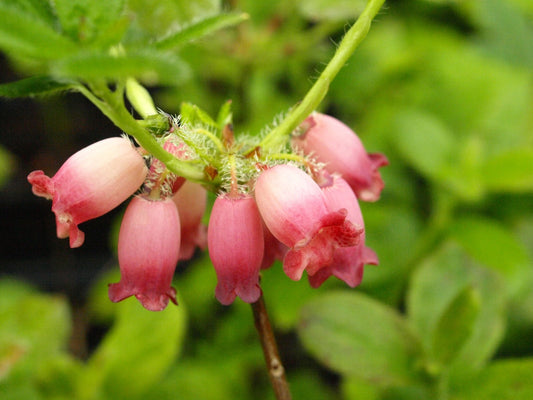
[208,194,263,305]
[309,174,378,288]
[292,112,388,202]
[172,180,208,260]
[254,164,362,281]
[108,196,180,311]
[27,137,147,248]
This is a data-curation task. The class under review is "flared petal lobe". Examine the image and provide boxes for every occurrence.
[208,195,263,305]
[27,137,148,248]
[172,180,208,260]
[109,196,180,311]
[309,175,379,288]
[292,113,388,202]
[254,164,362,281]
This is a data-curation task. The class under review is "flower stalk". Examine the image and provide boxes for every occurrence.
[251,293,292,400]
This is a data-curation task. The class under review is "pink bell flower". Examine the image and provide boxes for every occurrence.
[309,175,378,288]
[292,113,388,202]
[254,164,362,281]
[260,220,288,270]
[171,180,208,260]
[108,196,180,311]
[208,194,263,305]
[27,137,147,248]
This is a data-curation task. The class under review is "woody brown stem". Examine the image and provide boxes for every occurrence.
[251,293,292,400]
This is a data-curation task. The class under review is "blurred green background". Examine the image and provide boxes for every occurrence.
[1,0,533,399]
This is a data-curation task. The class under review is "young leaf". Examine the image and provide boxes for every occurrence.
[51,49,191,85]
[180,102,218,128]
[431,285,481,366]
[298,291,425,386]
[0,76,74,98]
[216,100,233,129]
[155,12,249,51]
[0,2,77,60]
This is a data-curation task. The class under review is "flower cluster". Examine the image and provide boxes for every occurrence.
[28,112,387,310]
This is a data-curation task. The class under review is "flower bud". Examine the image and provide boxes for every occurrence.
[254,164,362,281]
[108,196,180,311]
[310,175,378,288]
[28,137,147,248]
[208,194,263,305]
[292,113,388,202]
[172,180,207,260]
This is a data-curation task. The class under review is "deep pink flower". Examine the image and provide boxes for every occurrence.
[109,196,180,311]
[172,180,207,260]
[254,164,362,281]
[309,175,378,288]
[292,113,388,202]
[260,220,288,270]
[27,137,147,248]
[208,194,263,305]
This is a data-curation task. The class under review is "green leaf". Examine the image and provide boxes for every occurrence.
[0,76,74,98]
[52,0,126,43]
[0,145,15,189]
[216,100,233,129]
[482,149,533,193]
[180,102,218,128]
[297,0,368,21]
[0,280,71,379]
[155,12,249,51]
[392,109,455,181]
[0,2,77,59]
[80,297,187,400]
[407,242,506,383]
[449,216,532,298]
[452,358,533,400]
[126,0,221,37]
[10,0,57,28]
[298,291,425,386]
[431,286,481,366]
[52,49,190,85]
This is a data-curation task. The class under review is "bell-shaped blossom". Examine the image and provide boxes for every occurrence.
[109,196,180,311]
[292,113,388,202]
[27,137,147,248]
[254,164,362,281]
[260,220,288,270]
[309,175,379,288]
[208,194,263,305]
[172,180,207,260]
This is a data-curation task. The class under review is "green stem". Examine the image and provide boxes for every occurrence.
[259,0,386,150]
[76,84,205,182]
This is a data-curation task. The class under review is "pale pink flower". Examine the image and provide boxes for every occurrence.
[254,164,362,281]
[208,194,263,305]
[27,137,147,248]
[309,175,378,288]
[292,113,388,202]
[172,180,207,260]
[108,196,180,311]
